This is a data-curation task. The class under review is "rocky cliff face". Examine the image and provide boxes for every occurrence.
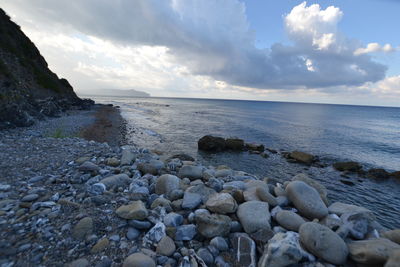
[0,9,92,129]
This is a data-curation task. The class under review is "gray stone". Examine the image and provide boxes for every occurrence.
[299,222,348,265]
[185,184,216,202]
[21,193,39,202]
[156,236,176,256]
[122,253,155,267]
[87,183,106,195]
[206,193,237,214]
[196,213,231,238]
[231,233,257,267]
[178,165,203,180]
[130,186,150,201]
[328,202,374,217]
[286,181,328,219]
[275,210,306,232]
[348,238,400,265]
[385,250,400,267]
[128,220,152,229]
[116,201,148,220]
[341,211,374,239]
[79,161,100,173]
[164,212,184,227]
[382,229,400,245]
[237,201,271,234]
[292,173,329,205]
[182,192,202,209]
[121,149,136,166]
[155,174,181,195]
[206,177,223,192]
[72,217,93,240]
[256,187,278,206]
[127,227,141,240]
[258,232,315,267]
[68,258,90,267]
[138,160,164,175]
[175,224,197,241]
[100,174,131,190]
[142,222,166,248]
[210,237,228,252]
[196,248,214,266]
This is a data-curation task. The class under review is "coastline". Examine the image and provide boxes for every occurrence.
[0,106,399,266]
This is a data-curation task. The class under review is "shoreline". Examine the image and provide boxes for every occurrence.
[0,107,400,266]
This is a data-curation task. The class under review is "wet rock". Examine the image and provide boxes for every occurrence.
[129,219,152,230]
[348,238,400,265]
[198,135,226,151]
[178,165,203,180]
[182,192,202,209]
[275,210,306,232]
[87,183,106,195]
[138,160,164,175]
[286,181,328,219]
[258,231,314,267]
[157,235,176,256]
[341,211,374,239]
[382,229,400,244]
[206,177,224,192]
[186,184,216,202]
[340,179,355,186]
[206,193,238,214]
[116,201,148,220]
[155,174,181,195]
[237,201,270,234]
[231,233,256,267]
[225,138,244,151]
[328,202,374,217]
[333,161,362,172]
[169,153,195,161]
[196,213,231,238]
[245,143,264,152]
[72,217,93,240]
[100,174,131,190]
[288,151,315,165]
[123,253,155,267]
[175,224,197,241]
[367,168,390,179]
[299,222,348,265]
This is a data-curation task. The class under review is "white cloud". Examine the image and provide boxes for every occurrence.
[0,0,394,94]
[354,43,396,55]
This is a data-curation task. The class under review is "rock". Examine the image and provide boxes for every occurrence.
[299,222,348,265]
[196,213,231,238]
[206,193,238,214]
[206,177,224,192]
[68,258,90,267]
[121,149,136,166]
[340,179,355,186]
[382,229,400,244]
[91,238,109,254]
[286,181,328,219]
[367,168,390,179]
[138,160,164,175]
[21,193,39,202]
[225,138,245,150]
[256,187,278,206]
[328,202,374,217]
[178,165,203,180]
[123,253,155,267]
[116,201,148,220]
[156,236,176,256]
[72,217,93,240]
[164,212,184,227]
[106,157,120,167]
[175,224,197,241]
[186,184,216,202]
[275,210,306,232]
[245,143,264,152]
[129,220,152,230]
[197,248,214,266]
[333,161,362,172]
[100,174,131,190]
[155,174,181,195]
[182,192,202,209]
[237,201,271,234]
[348,238,400,265]
[169,153,195,161]
[215,168,233,178]
[341,211,374,239]
[385,250,400,267]
[288,151,315,165]
[258,232,314,267]
[130,186,150,201]
[210,237,228,251]
[150,198,171,212]
[127,228,141,240]
[198,135,226,151]
[87,183,106,195]
[79,161,100,173]
[292,173,329,205]
[143,222,166,248]
[231,233,257,267]
[391,171,400,179]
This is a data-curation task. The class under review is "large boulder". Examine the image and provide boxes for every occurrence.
[288,151,315,165]
[198,135,226,151]
[286,181,328,219]
[333,161,362,172]
[292,173,329,205]
[237,201,270,234]
[178,165,203,180]
[328,202,374,217]
[206,193,238,214]
[100,174,131,190]
[275,210,306,232]
[348,238,400,265]
[196,214,231,238]
[299,222,348,265]
[155,174,181,195]
[382,229,400,245]
[367,168,391,179]
[385,250,400,267]
[225,138,245,150]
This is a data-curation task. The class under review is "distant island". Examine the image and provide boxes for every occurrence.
[85,89,151,98]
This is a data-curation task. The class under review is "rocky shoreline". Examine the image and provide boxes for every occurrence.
[1,110,400,267]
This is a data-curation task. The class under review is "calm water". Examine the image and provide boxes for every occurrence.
[91,96,400,228]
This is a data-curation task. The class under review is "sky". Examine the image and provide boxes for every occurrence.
[1,0,400,106]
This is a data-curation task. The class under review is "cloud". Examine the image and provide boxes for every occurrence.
[0,0,392,90]
[354,43,397,55]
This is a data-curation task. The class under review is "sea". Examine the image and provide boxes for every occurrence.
[89,96,400,229]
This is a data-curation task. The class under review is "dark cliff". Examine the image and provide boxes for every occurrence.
[0,9,92,129]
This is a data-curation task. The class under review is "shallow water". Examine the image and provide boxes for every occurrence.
[91,96,400,229]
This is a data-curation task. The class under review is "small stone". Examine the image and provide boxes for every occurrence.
[197,248,214,266]
[156,236,176,256]
[100,174,131,190]
[155,174,181,195]
[182,192,202,209]
[196,213,231,238]
[122,253,155,267]
[237,201,271,234]
[178,165,203,180]
[164,212,184,227]
[88,183,106,195]
[68,258,90,267]
[328,202,374,217]
[275,210,306,232]
[128,220,152,229]
[91,238,109,253]
[21,194,39,202]
[231,233,257,267]
[175,224,197,241]
[127,228,141,240]
[121,149,136,166]
[210,237,228,251]
[116,201,148,220]
[106,157,120,167]
[79,161,100,173]
[72,217,93,240]
[256,187,278,206]
[292,173,329,205]
[206,193,238,214]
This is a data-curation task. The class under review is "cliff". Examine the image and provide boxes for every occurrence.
[0,9,92,129]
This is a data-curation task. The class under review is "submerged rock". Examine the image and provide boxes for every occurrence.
[288,151,315,165]
[198,135,226,151]
[333,161,362,172]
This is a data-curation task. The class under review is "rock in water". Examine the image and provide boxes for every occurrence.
[155,174,181,195]
[72,217,93,240]
[299,222,348,265]
[347,238,400,265]
[333,161,362,172]
[225,138,245,150]
[328,202,374,217]
[123,253,155,267]
[286,181,328,219]
[275,210,306,232]
[196,214,231,238]
[237,201,270,234]
[198,135,226,151]
[116,201,148,220]
[288,151,315,165]
[206,193,238,214]
[231,233,257,267]
[258,232,314,267]
[382,229,400,244]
